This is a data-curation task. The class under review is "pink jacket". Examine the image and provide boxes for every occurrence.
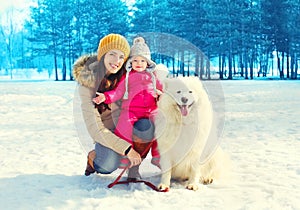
[103,70,163,112]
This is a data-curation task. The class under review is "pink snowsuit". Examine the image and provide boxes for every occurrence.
[103,70,163,159]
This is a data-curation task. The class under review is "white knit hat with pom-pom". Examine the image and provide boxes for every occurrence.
[125,37,156,72]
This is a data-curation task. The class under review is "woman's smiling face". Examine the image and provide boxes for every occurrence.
[104,49,126,74]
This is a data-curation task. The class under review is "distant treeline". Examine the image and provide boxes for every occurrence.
[0,0,299,80]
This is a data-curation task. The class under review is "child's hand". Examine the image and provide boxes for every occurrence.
[156,89,163,97]
[93,92,106,104]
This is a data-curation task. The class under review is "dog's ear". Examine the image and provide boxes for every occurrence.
[155,64,169,81]
[162,78,172,91]
[163,80,168,90]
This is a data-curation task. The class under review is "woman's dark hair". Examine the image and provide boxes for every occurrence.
[95,58,126,114]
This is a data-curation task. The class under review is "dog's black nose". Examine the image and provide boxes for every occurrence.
[181,97,188,103]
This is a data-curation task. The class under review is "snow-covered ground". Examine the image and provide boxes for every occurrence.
[0,79,299,210]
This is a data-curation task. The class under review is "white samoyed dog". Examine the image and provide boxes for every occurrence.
[155,76,230,191]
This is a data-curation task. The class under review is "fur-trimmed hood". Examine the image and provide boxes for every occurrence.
[73,54,101,88]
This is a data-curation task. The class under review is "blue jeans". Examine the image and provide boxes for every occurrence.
[93,118,154,174]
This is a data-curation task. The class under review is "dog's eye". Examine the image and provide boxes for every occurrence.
[189,91,193,93]
[177,91,181,94]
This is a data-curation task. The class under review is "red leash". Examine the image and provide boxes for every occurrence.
[108,179,168,192]
[107,142,168,192]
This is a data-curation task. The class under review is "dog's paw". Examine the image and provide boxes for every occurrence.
[186,183,199,191]
[158,183,170,191]
[201,178,213,185]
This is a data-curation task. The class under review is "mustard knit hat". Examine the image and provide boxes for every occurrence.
[97,34,130,61]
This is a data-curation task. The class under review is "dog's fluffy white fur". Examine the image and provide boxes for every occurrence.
[155,76,230,191]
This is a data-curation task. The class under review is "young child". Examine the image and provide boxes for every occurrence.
[93,37,162,169]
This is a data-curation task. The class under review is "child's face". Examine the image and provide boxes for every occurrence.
[131,56,147,72]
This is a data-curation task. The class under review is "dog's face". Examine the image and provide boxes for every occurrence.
[163,78,199,116]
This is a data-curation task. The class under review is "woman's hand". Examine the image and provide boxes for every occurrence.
[126,148,142,168]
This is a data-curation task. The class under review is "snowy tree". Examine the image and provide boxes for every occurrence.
[25,0,129,81]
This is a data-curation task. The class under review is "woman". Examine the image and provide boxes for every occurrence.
[73,34,155,180]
